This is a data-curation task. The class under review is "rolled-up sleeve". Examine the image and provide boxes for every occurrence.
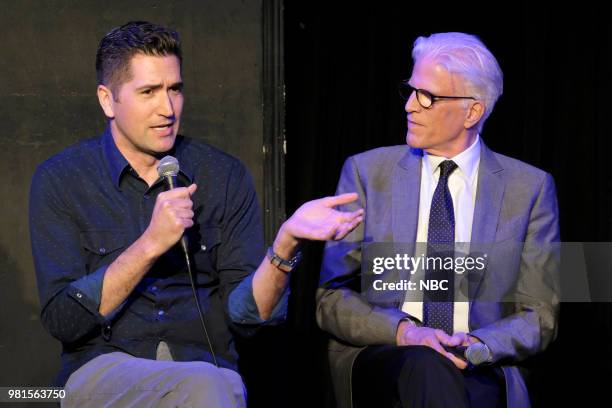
[216,161,288,333]
[228,273,289,325]
[30,165,109,344]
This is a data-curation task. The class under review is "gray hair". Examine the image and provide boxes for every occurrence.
[412,32,503,131]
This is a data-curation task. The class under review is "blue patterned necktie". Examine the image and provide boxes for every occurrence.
[423,160,458,335]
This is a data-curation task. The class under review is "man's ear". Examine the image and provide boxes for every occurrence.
[464,100,485,130]
[97,84,115,119]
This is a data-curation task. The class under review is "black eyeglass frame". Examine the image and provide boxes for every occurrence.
[399,81,476,109]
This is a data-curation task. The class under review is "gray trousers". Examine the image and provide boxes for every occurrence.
[63,343,246,407]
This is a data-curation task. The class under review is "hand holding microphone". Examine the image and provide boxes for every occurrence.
[142,156,196,257]
[443,342,492,367]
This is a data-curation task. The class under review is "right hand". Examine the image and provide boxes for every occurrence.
[396,320,468,369]
[142,184,197,256]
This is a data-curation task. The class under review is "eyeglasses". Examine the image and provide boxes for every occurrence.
[398,81,476,109]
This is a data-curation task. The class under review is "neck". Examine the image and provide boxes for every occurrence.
[425,131,478,158]
[110,123,160,186]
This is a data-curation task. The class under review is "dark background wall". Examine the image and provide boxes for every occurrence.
[0,0,265,391]
[285,1,612,407]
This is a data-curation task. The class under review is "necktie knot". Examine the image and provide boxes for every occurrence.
[438,160,458,180]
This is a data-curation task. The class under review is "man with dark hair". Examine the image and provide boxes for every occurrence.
[95,21,183,94]
[30,21,363,406]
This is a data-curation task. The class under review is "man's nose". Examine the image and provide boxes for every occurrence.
[157,92,175,117]
[405,91,420,113]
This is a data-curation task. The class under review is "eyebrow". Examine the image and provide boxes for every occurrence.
[135,81,184,91]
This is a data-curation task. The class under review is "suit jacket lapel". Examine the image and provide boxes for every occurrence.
[392,148,422,243]
[469,142,505,307]
[471,142,505,244]
[389,148,422,306]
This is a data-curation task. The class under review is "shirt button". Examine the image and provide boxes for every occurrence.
[102,325,112,341]
[99,247,106,254]
[158,310,165,316]
[201,245,207,251]
[76,293,83,298]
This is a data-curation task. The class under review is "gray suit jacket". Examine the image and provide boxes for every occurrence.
[316,142,560,408]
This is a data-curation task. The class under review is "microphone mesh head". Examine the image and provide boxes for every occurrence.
[157,156,180,177]
[466,342,491,365]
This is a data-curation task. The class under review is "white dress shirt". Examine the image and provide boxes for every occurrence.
[401,135,481,333]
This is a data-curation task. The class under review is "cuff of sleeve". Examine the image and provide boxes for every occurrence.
[378,308,413,344]
[68,265,121,339]
[228,273,289,325]
[398,315,422,330]
[69,265,108,314]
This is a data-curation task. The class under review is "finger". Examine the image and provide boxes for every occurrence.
[445,352,468,370]
[425,338,447,355]
[337,208,365,222]
[465,335,481,347]
[174,209,195,219]
[159,186,194,199]
[187,183,197,196]
[447,333,465,347]
[323,192,359,207]
[181,218,194,228]
[333,226,350,241]
[434,329,454,346]
[333,216,364,240]
[349,215,364,229]
[163,198,193,209]
[175,198,194,209]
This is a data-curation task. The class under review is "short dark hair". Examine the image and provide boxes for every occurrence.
[95,21,182,92]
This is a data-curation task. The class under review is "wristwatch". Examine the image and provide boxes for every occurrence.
[266,247,302,273]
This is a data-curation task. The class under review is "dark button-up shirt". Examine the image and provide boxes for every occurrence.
[29,128,287,386]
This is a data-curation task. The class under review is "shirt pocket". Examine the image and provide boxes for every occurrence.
[80,230,128,273]
[191,226,222,276]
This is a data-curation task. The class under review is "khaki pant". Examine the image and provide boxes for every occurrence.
[63,345,246,408]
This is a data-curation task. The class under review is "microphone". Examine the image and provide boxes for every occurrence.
[157,155,189,256]
[465,342,491,365]
[444,342,491,366]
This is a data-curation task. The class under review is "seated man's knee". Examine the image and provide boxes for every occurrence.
[177,364,230,388]
[172,364,245,405]
[399,345,458,376]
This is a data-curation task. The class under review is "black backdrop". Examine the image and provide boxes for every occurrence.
[282,1,612,407]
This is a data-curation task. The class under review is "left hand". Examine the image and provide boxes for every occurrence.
[283,192,364,241]
[273,193,364,258]
[446,332,482,348]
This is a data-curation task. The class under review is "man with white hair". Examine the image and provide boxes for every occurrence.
[317,32,559,407]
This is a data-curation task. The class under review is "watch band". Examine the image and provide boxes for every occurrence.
[266,247,302,273]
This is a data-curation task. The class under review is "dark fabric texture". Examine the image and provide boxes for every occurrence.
[353,345,505,408]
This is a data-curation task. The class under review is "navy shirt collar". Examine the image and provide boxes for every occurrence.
[101,126,194,188]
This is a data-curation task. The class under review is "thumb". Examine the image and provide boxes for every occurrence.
[188,183,198,195]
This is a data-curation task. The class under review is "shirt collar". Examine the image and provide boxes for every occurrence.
[102,126,130,188]
[423,134,481,185]
[101,126,194,189]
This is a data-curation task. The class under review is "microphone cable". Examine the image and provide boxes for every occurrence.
[158,155,218,367]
